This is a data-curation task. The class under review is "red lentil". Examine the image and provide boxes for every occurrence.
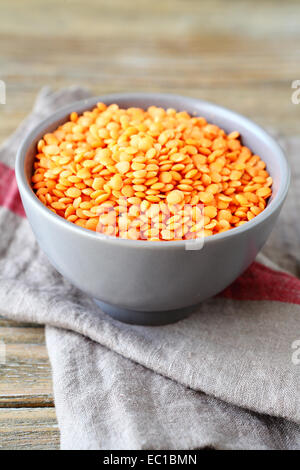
[32,103,272,240]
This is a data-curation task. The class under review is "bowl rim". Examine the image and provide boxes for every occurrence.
[16,92,290,249]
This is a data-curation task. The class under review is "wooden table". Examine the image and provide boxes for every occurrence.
[0,0,299,450]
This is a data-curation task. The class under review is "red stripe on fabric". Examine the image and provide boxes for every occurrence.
[0,162,25,217]
[221,261,300,305]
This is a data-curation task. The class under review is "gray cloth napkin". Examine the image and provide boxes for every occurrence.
[0,87,300,450]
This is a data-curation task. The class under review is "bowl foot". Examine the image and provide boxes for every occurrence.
[93,299,196,326]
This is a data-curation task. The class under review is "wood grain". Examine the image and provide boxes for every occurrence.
[0,408,59,450]
[0,0,299,450]
[1,0,300,141]
[0,318,55,448]
[0,342,54,405]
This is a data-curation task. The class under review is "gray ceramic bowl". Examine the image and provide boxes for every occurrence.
[16,93,290,325]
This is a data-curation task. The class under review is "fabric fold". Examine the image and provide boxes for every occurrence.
[46,326,300,450]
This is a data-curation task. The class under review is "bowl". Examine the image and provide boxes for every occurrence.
[15,93,290,325]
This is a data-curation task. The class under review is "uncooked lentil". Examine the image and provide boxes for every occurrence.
[32,103,272,240]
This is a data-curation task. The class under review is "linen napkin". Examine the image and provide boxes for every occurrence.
[0,87,299,450]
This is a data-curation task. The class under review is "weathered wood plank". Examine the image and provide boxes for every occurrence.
[0,0,299,39]
[0,343,54,403]
[1,0,300,139]
[0,315,41,328]
[0,328,45,344]
[0,408,59,450]
[0,396,54,408]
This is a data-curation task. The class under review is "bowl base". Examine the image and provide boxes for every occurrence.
[93,299,196,326]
